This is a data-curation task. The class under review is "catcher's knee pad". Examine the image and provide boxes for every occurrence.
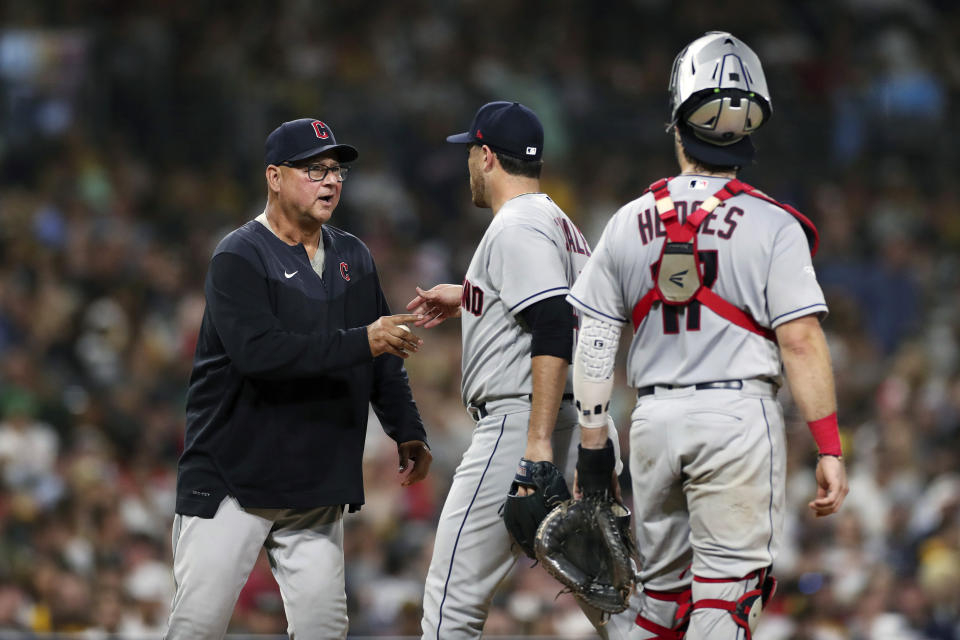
[634,587,692,639]
[692,567,777,639]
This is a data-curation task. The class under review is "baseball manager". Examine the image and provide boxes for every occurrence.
[165,117,432,639]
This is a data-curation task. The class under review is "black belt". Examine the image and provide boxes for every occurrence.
[637,380,744,398]
[469,393,574,420]
[469,404,489,420]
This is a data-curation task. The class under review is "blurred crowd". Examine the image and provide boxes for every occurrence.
[0,0,958,638]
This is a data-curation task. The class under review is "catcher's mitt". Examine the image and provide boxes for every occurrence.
[502,458,571,558]
[534,442,638,614]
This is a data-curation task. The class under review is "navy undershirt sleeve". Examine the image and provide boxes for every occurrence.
[519,295,575,361]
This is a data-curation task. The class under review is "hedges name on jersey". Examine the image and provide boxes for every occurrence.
[569,174,826,389]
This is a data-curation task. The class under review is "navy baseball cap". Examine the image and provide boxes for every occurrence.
[446,101,543,161]
[264,118,359,166]
[676,121,755,168]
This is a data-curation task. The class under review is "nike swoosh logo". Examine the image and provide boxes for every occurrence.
[284,270,298,278]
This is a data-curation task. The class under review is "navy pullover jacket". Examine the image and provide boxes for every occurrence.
[176,220,427,517]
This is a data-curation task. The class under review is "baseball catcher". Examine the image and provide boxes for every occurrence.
[534,441,639,614]
[559,30,848,639]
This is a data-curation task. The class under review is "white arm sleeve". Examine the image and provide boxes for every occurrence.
[573,315,622,428]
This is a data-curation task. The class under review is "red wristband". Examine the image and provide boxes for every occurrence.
[807,413,842,456]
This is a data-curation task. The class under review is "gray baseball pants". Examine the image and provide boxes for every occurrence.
[165,495,347,639]
[628,381,785,639]
[420,397,635,639]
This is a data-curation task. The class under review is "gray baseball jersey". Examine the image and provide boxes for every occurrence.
[459,192,591,406]
[568,174,827,387]
[421,193,636,639]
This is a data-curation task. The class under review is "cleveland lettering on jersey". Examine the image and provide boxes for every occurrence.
[636,201,742,245]
[461,278,484,316]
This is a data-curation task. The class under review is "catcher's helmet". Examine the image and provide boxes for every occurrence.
[669,31,771,167]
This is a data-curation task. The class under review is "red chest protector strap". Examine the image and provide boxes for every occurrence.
[630,177,817,341]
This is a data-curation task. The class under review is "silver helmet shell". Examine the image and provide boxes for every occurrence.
[669,31,771,147]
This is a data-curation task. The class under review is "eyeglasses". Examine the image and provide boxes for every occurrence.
[284,162,349,182]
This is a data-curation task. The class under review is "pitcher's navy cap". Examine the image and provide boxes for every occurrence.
[265,118,359,166]
[446,101,543,161]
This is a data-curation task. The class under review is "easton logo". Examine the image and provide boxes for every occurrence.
[669,270,688,287]
[311,120,330,140]
[339,261,350,281]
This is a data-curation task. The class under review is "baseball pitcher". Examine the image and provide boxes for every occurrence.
[408,101,635,639]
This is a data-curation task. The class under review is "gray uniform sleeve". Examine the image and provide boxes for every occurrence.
[766,220,828,327]
[489,224,569,315]
[567,213,631,324]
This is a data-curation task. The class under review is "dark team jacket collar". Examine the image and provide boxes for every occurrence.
[248,219,347,277]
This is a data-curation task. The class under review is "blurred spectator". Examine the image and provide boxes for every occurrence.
[0,0,957,637]
[0,389,61,509]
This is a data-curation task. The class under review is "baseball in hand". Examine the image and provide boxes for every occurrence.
[397,324,411,354]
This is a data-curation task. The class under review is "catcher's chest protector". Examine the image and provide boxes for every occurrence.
[652,188,710,305]
[631,177,819,341]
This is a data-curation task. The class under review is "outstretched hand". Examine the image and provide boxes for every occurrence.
[398,440,432,486]
[405,284,463,328]
[809,455,848,517]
